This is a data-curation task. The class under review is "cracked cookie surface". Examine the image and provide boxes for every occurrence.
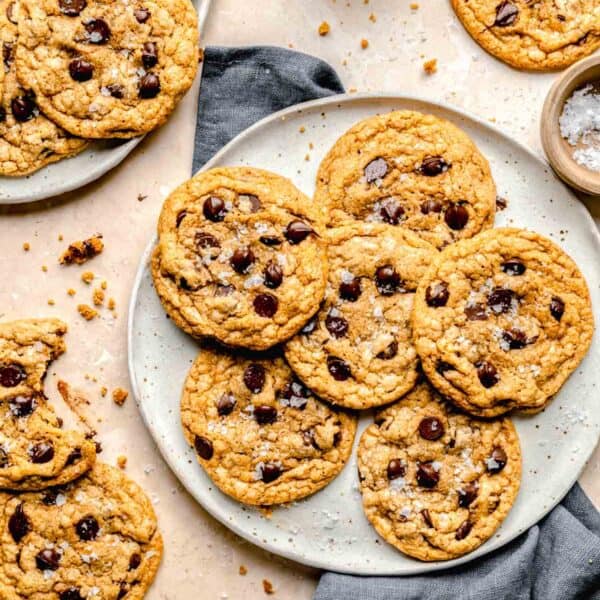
[0,462,163,599]
[153,167,328,351]
[314,110,496,249]
[0,318,96,491]
[181,345,357,505]
[285,222,437,410]
[451,0,600,71]
[16,0,199,138]
[0,0,87,176]
[357,382,521,561]
[412,228,594,417]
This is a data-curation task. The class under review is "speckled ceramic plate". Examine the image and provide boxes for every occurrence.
[0,0,210,204]
[128,94,600,575]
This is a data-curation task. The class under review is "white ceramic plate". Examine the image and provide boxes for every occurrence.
[0,0,211,205]
[128,94,600,575]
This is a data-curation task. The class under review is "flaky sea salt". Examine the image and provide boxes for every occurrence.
[559,84,600,172]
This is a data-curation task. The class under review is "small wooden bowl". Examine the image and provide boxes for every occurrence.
[541,55,600,196]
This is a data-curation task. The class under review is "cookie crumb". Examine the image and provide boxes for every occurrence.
[299,126,306,133]
[410,2,419,9]
[423,59,437,74]
[369,12,376,22]
[318,21,330,36]
[107,297,116,310]
[101,280,107,290]
[23,242,30,251]
[100,386,108,397]
[198,47,204,63]
[361,38,369,49]
[262,580,275,595]
[239,565,248,576]
[58,234,64,241]
[93,288,105,307]
[81,271,94,284]
[304,154,310,161]
[496,196,508,212]
[67,288,76,296]
[117,455,127,469]
[41,265,48,272]
[59,235,104,265]
[137,193,148,202]
[77,304,98,321]
[112,387,129,406]
[47,299,55,306]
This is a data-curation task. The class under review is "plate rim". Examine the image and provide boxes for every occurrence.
[127,91,600,575]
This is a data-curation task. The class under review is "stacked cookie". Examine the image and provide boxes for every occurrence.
[0,318,163,598]
[151,110,594,562]
[0,0,199,176]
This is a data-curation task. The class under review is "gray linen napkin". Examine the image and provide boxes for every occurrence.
[193,45,600,600]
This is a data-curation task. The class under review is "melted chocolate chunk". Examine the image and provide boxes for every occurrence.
[379,198,404,224]
[284,220,312,244]
[501,259,526,276]
[254,405,277,425]
[129,553,142,570]
[3,41,14,71]
[486,446,507,473]
[214,284,234,297]
[85,19,111,44]
[444,203,469,230]
[134,7,150,22]
[106,83,125,98]
[502,328,533,350]
[203,196,226,221]
[259,235,281,246]
[9,393,36,417]
[230,247,255,273]
[195,231,220,250]
[420,198,443,214]
[76,515,99,540]
[436,360,454,375]
[36,548,61,571]
[253,293,278,317]
[419,156,450,176]
[59,0,86,16]
[465,302,488,321]
[8,503,30,542]
[339,276,361,302]
[279,380,310,410]
[375,265,401,296]
[259,462,282,483]
[238,194,261,212]
[0,447,7,468]
[421,508,433,528]
[487,288,516,314]
[426,282,449,307]
[142,42,158,69]
[494,1,519,26]
[455,519,473,540]
[194,435,213,460]
[139,73,160,98]
[243,363,265,393]
[416,462,439,488]
[418,417,444,441]
[325,312,348,338]
[364,157,388,183]
[387,459,406,480]
[65,447,82,466]
[263,261,283,289]
[0,363,26,387]
[60,588,85,600]
[550,296,565,321]
[476,361,499,388]
[11,95,37,122]
[69,58,93,81]
[376,340,398,360]
[29,441,54,464]
[217,393,236,416]
[457,482,478,508]
[327,356,351,381]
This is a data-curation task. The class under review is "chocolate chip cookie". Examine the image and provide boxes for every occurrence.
[0,319,96,490]
[357,382,521,561]
[0,0,87,176]
[181,345,357,505]
[15,0,199,138]
[0,462,163,599]
[153,167,329,351]
[314,110,496,249]
[412,228,594,418]
[451,0,600,71]
[284,222,437,410]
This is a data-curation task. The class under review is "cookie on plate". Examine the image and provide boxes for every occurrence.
[0,462,163,599]
[0,0,87,176]
[412,228,594,418]
[285,222,437,410]
[314,110,496,249]
[15,0,199,138]
[153,167,328,351]
[357,382,521,561]
[181,345,357,505]
[451,0,600,71]
[0,319,96,491]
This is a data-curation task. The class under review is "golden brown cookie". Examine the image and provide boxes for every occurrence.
[0,0,87,176]
[153,167,329,351]
[15,0,199,138]
[314,110,496,249]
[412,228,594,417]
[0,462,163,599]
[0,319,96,491]
[285,222,437,410]
[181,345,357,505]
[451,0,600,71]
[357,382,521,561]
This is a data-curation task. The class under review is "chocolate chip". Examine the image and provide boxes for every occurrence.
[129,553,142,570]
[455,519,473,540]
[327,356,351,381]
[106,83,125,98]
[142,42,158,69]
[253,293,278,317]
[259,235,281,247]
[29,441,54,464]
[487,446,507,473]
[379,198,404,225]
[426,282,449,307]
[42,488,62,505]
[325,312,348,338]
[243,363,265,393]
[85,18,111,44]
[420,198,443,214]
[202,196,225,221]
[3,41,14,71]
[550,296,565,321]
[364,157,388,183]
[387,459,406,480]
[59,0,86,16]
[134,7,150,22]
[0,448,7,468]
[217,393,236,416]
[0,363,26,387]
[11,96,37,122]
[0,107,5,123]
[376,340,398,360]
[194,435,213,460]
[284,220,312,244]
[6,2,16,23]
[339,276,361,302]
[65,447,82,466]
[444,203,469,230]
[419,156,450,176]
[75,515,99,541]
[60,588,85,600]
[9,394,36,417]
[301,317,317,335]
[195,231,220,250]
[501,259,526,276]
[230,247,255,273]
[476,361,499,388]
[457,482,478,508]
[279,380,310,410]
[418,417,444,441]
[263,261,283,289]
[465,302,488,321]
[496,196,508,211]
[8,503,30,542]
[36,548,61,571]
[487,288,516,314]
[416,462,439,488]
[254,405,277,425]
[117,583,129,599]
[375,265,401,295]
[239,194,261,212]
[259,462,282,483]
[68,58,93,81]
[436,360,453,374]
[502,328,529,350]
[215,284,234,297]
[303,429,319,449]
[421,508,433,528]
[494,1,518,26]
[139,73,160,98]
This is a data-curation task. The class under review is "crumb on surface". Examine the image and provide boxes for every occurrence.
[318,21,330,36]
[81,271,94,284]
[410,2,419,8]
[67,288,76,296]
[117,455,127,469]
[304,154,310,161]
[112,387,129,406]
[423,58,437,74]
[262,580,275,595]
[299,126,306,133]
[101,280,107,290]
[239,565,247,576]
[100,386,108,397]
[41,265,48,272]
[47,299,55,306]
[360,38,369,49]
[77,304,98,321]
[137,193,148,202]
[107,297,116,310]
[369,12,376,22]
[59,235,104,265]
[198,47,205,63]
[23,242,30,251]
[93,288,105,307]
